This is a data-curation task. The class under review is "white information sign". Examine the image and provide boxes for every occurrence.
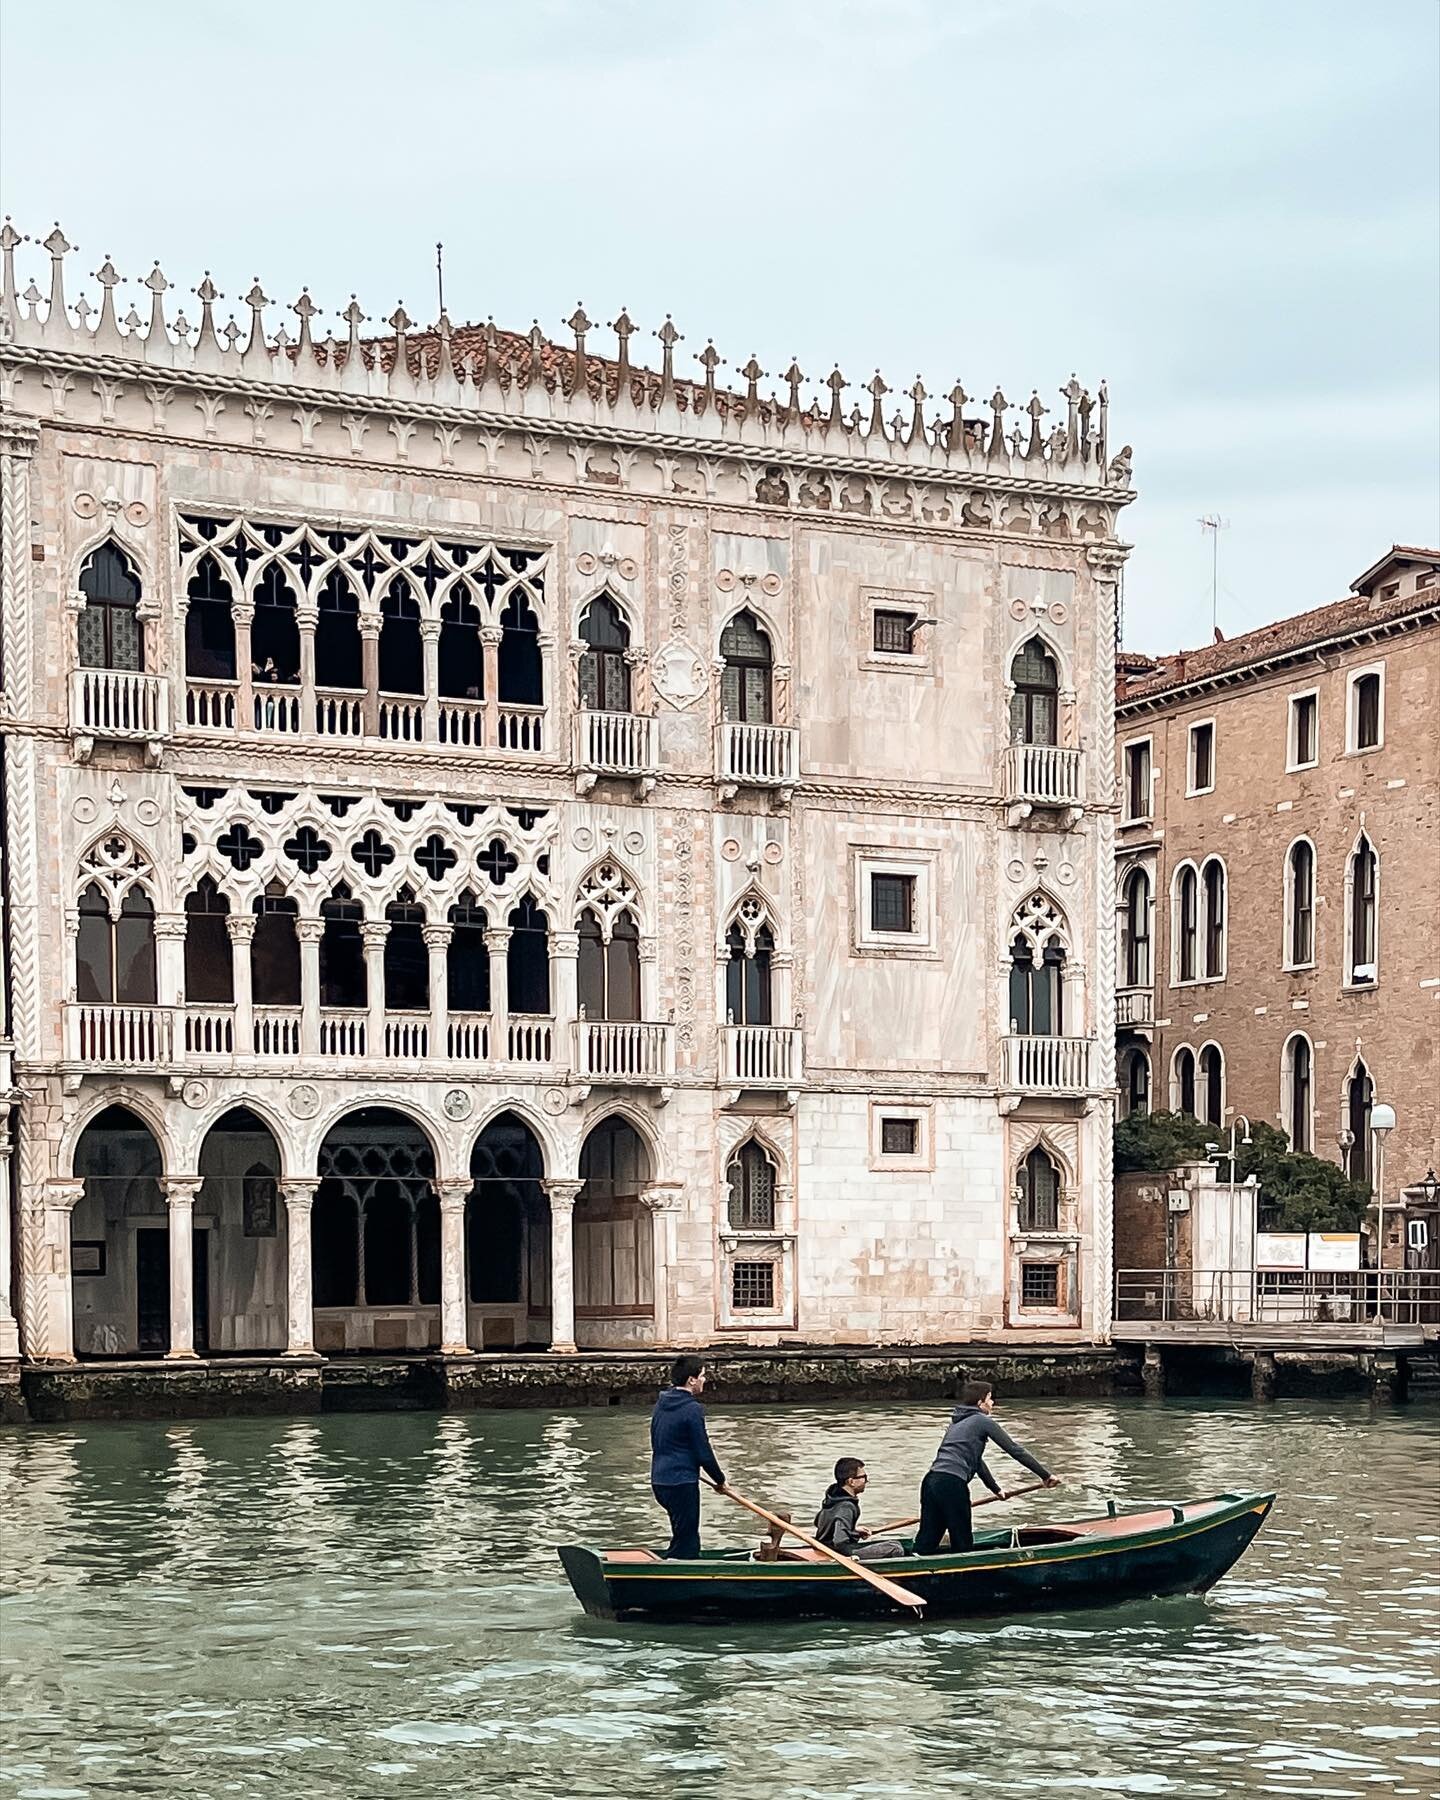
[1255,1232,1306,1270]
[1307,1232,1362,1272]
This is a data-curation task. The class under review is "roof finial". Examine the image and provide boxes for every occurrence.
[656,315,682,403]
[947,381,968,453]
[696,340,722,414]
[988,387,1008,462]
[567,304,591,397]
[611,308,635,404]
[826,366,846,431]
[867,370,889,438]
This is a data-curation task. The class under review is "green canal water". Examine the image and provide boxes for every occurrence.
[1,1397,1437,1799]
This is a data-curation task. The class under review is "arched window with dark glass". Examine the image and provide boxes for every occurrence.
[379,576,423,695]
[1199,1043,1224,1126]
[76,880,156,1004]
[184,876,232,1004]
[1176,866,1199,982]
[1349,835,1378,983]
[1122,1048,1151,1118]
[1174,1047,1197,1117]
[577,906,640,1021]
[185,552,236,680]
[498,590,543,705]
[726,919,773,1026]
[1345,1061,1374,1185]
[1008,934,1064,1035]
[384,897,428,1010]
[1202,859,1227,979]
[727,1140,776,1230]
[506,894,550,1015]
[1122,867,1151,988]
[1009,637,1059,746]
[447,892,490,1012]
[251,564,301,683]
[1017,1146,1060,1231]
[439,579,484,700]
[1288,840,1315,967]
[315,570,362,690]
[319,889,366,1008]
[720,611,773,724]
[1286,1035,1313,1151]
[251,887,300,1006]
[578,595,632,712]
[77,542,143,672]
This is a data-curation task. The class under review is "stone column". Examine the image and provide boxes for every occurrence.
[227,914,256,1053]
[424,924,452,1059]
[362,920,390,1057]
[437,1178,473,1355]
[280,1178,319,1356]
[153,913,188,1009]
[232,598,255,731]
[297,606,318,734]
[638,935,659,1021]
[163,1176,204,1360]
[771,948,794,1028]
[20,1180,84,1362]
[360,615,381,736]
[480,626,503,743]
[0,1143,22,1361]
[640,1183,684,1349]
[420,619,441,740]
[296,916,324,1056]
[544,1179,583,1354]
[552,929,579,1074]
[485,926,512,1055]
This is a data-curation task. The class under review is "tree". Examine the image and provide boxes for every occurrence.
[1113,1109,1214,1174]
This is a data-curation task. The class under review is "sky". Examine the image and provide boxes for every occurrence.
[1,0,1435,653]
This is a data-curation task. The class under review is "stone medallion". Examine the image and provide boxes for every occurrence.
[651,640,707,709]
[442,1088,472,1121]
[541,1088,568,1116]
[288,1083,321,1119]
[181,1080,209,1109]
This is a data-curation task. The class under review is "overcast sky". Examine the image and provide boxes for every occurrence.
[2,1,1435,651]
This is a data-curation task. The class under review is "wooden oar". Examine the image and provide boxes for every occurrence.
[711,1482,926,1615]
[874,1478,1054,1534]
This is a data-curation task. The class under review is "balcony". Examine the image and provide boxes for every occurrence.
[185,680,238,731]
[722,1023,804,1090]
[1001,1033,1094,1094]
[64,1003,170,1067]
[574,710,656,790]
[1000,744,1083,822]
[69,669,168,759]
[1116,987,1154,1029]
[717,721,798,795]
[574,1019,674,1085]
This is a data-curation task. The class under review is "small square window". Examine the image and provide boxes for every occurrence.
[1021,1262,1060,1308]
[1124,741,1152,821]
[1290,693,1318,768]
[881,1117,919,1156]
[873,609,917,655]
[870,873,915,934]
[732,1261,776,1310]
[1188,722,1214,794]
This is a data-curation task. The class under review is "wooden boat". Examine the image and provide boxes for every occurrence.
[558,1491,1274,1623]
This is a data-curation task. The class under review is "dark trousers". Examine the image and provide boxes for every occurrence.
[653,1482,702,1559]
[915,1470,974,1555]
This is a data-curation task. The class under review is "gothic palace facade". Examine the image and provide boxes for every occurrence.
[0,223,1132,1366]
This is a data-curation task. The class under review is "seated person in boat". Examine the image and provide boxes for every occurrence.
[814,1458,906,1562]
[650,1354,727,1560]
[915,1378,1060,1555]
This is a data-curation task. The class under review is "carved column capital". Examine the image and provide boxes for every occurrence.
[163,1176,205,1209]
[280,1178,320,1213]
[543,1178,585,1213]
[640,1182,684,1214]
[483,927,513,954]
[226,915,257,945]
[436,1177,473,1210]
[423,924,453,952]
[295,917,326,945]
[360,921,390,950]
[551,930,579,959]
[44,1180,87,1213]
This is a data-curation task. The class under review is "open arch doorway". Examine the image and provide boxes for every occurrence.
[197,1106,285,1352]
[466,1113,549,1349]
[575,1116,654,1346]
[70,1105,168,1357]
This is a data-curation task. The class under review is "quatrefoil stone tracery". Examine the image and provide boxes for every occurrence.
[575,861,638,939]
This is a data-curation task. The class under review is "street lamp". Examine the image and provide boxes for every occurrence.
[1370,1101,1396,1317]
[1216,1113,1254,1318]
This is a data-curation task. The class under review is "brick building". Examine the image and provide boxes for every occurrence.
[1114,546,1440,1268]
[0,219,1134,1373]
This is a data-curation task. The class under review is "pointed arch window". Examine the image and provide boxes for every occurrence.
[1173,1046,1197,1117]
[446,892,490,1012]
[578,595,632,712]
[1199,1043,1224,1127]
[498,591,543,705]
[315,570,362,689]
[319,890,365,1008]
[77,542,143,672]
[1009,637,1059,746]
[251,564,301,684]
[725,902,774,1026]
[76,880,156,1004]
[1344,1061,1374,1186]
[506,895,550,1014]
[1017,1146,1060,1232]
[1121,866,1152,988]
[1348,834,1378,984]
[384,897,428,1010]
[577,905,640,1021]
[379,576,423,695]
[1287,840,1316,968]
[185,552,236,681]
[1121,1047,1151,1118]
[1202,858,1227,979]
[727,1140,777,1230]
[184,876,232,1004]
[252,887,300,1006]
[439,579,484,700]
[721,611,773,724]
[1008,934,1065,1035]
[1175,866,1199,982]
[1284,1034,1313,1151]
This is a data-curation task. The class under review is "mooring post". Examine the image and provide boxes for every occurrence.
[1367,1352,1401,1404]
[1250,1351,1276,1403]
[1142,1344,1165,1399]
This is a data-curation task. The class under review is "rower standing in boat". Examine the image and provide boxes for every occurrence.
[650,1355,727,1560]
[915,1378,1060,1554]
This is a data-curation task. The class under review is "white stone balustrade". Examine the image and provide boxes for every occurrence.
[318,1010,367,1057]
[252,684,302,733]
[574,1019,674,1083]
[314,687,364,737]
[253,1006,303,1056]
[436,699,485,746]
[574,710,655,780]
[69,668,168,741]
[182,1005,235,1056]
[1002,1033,1093,1092]
[64,1003,170,1066]
[378,696,424,741]
[497,704,545,753]
[1000,743,1083,806]
[719,720,798,787]
[184,680,238,730]
[722,1023,804,1087]
[1116,988,1154,1027]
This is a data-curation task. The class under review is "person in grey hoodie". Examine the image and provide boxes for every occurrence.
[814,1458,906,1562]
[914,1377,1060,1554]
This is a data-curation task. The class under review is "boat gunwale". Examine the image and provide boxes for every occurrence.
[579,1491,1275,1585]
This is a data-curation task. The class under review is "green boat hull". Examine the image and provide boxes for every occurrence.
[558,1492,1275,1623]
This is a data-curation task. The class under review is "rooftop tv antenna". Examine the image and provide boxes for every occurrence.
[436,242,445,318]
[1199,514,1228,639]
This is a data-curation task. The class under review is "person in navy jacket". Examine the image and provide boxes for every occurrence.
[650,1355,727,1558]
